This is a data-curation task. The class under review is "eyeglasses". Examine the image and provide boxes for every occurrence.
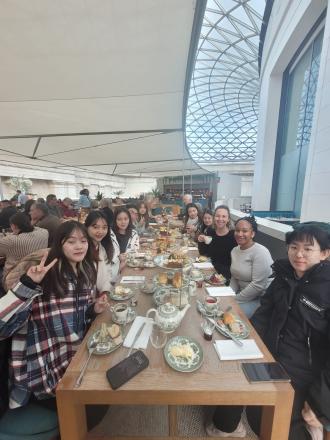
[287,245,320,257]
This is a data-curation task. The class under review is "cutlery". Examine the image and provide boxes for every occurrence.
[75,339,99,387]
[126,322,146,357]
[207,316,243,347]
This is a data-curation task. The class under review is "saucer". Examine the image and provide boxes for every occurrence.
[112,307,136,325]
[196,300,221,317]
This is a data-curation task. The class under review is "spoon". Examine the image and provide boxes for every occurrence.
[75,339,98,388]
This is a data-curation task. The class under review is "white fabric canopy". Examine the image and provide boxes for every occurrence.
[0,0,208,177]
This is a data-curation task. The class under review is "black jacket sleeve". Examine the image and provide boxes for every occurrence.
[250,279,276,338]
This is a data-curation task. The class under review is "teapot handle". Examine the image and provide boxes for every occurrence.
[146,308,157,320]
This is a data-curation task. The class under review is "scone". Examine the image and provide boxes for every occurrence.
[108,324,121,339]
[172,272,182,288]
[158,272,168,285]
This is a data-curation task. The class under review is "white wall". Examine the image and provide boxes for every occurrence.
[252,0,327,212]
[300,4,330,221]
[0,162,156,200]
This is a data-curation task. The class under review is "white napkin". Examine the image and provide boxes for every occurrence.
[193,262,214,269]
[121,276,145,283]
[123,316,153,349]
[214,339,263,360]
[188,246,198,250]
[206,286,235,296]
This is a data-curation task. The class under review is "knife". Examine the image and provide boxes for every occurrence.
[126,322,146,357]
[207,316,243,346]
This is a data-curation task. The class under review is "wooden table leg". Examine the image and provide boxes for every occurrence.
[57,394,87,440]
[168,405,178,436]
[259,393,294,440]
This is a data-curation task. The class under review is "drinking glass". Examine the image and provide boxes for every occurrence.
[201,317,215,341]
[150,323,167,349]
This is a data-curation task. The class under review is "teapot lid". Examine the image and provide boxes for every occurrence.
[159,302,178,317]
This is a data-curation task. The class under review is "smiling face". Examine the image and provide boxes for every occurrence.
[62,228,89,267]
[287,238,329,278]
[214,208,229,231]
[116,211,130,232]
[139,203,147,215]
[203,213,213,227]
[234,219,255,249]
[87,218,108,244]
[188,207,198,220]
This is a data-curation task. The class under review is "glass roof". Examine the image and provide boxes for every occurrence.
[186,0,265,163]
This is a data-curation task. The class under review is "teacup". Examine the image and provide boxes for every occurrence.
[111,303,129,321]
[204,296,219,314]
[204,236,213,245]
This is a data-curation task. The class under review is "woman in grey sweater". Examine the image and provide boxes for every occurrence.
[230,216,273,318]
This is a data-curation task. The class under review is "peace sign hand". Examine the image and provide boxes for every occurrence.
[26,253,58,284]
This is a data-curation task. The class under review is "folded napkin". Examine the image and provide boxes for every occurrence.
[206,286,235,297]
[214,339,263,360]
[123,316,153,349]
[121,276,145,283]
[193,262,214,269]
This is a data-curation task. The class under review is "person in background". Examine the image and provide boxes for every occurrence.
[0,221,108,428]
[46,194,62,218]
[200,205,236,280]
[17,191,29,207]
[10,190,20,203]
[182,194,193,206]
[99,198,114,227]
[127,204,139,228]
[78,189,91,208]
[0,213,49,285]
[113,207,139,272]
[230,216,273,318]
[60,197,76,219]
[36,197,45,204]
[29,203,61,246]
[183,203,202,238]
[197,208,214,256]
[207,224,330,440]
[85,211,115,293]
[136,200,150,234]
[23,199,36,220]
[0,201,17,230]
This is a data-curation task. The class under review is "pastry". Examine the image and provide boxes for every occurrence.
[222,312,236,325]
[228,322,241,334]
[169,344,194,359]
[108,324,120,339]
[158,272,168,285]
[172,272,182,288]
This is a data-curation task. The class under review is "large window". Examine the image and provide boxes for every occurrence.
[272,28,324,216]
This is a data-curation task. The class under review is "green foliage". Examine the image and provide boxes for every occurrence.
[95,191,104,201]
[9,176,32,192]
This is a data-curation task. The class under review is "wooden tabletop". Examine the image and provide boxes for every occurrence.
[56,251,294,440]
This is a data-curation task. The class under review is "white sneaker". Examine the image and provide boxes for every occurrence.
[305,424,323,440]
[206,419,247,437]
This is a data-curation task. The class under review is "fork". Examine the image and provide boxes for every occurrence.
[75,339,98,388]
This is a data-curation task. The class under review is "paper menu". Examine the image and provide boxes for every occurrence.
[123,316,153,349]
[193,262,214,269]
[206,286,235,296]
[214,339,263,360]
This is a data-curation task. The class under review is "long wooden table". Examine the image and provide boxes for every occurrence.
[56,261,294,440]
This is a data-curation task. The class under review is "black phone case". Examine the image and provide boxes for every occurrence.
[242,362,291,383]
[106,350,149,390]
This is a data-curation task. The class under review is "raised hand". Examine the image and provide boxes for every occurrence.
[26,253,58,284]
[94,292,109,314]
[197,234,206,242]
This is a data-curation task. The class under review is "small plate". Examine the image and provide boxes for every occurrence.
[204,273,226,286]
[164,336,203,372]
[112,307,136,325]
[87,328,123,355]
[109,286,135,301]
[154,254,193,271]
[215,316,250,339]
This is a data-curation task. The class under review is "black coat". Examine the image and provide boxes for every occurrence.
[251,258,330,420]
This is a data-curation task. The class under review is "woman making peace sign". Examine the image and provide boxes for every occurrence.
[0,221,108,410]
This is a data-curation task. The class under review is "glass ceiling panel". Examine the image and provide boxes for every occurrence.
[186,0,265,163]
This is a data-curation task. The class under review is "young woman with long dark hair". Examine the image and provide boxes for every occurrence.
[0,221,107,409]
[85,210,116,293]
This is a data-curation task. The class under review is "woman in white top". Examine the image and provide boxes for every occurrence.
[113,207,139,273]
[230,216,273,318]
[85,211,115,292]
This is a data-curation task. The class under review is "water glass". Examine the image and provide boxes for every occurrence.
[150,323,167,349]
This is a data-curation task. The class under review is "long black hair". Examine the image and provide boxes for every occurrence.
[85,210,114,263]
[9,212,34,233]
[113,207,133,238]
[42,221,97,299]
[286,223,330,250]
[183,203,202,229]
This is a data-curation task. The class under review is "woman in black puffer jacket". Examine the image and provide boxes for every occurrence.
[207,224,330,440]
